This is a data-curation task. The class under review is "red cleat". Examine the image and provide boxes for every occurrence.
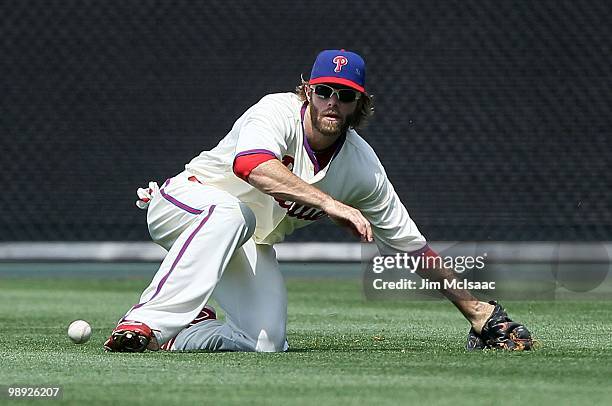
[104,321,156,352]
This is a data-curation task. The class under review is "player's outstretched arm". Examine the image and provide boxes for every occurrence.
[413,261,533,350]
[414,262,494,333]
[248,159,373,242]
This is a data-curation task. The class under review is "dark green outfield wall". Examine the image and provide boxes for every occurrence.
[2,0,610,241]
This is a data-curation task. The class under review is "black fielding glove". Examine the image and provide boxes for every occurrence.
[466,301,533,351]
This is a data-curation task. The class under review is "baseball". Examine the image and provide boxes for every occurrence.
[68,320,92,344]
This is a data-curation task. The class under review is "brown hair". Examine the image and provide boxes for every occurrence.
[295,78,374,129]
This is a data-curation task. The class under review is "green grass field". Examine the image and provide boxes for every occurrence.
[1,274,611,405]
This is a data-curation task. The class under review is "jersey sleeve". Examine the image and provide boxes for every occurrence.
[356,168,428,255]
[233,153,277,182]
[234,96,293,160]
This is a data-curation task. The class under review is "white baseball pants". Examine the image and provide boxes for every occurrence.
[122,173,288,352]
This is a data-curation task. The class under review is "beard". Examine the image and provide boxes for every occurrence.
[309,103,351,138]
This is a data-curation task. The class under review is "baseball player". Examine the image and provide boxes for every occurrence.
[104,49,532,353]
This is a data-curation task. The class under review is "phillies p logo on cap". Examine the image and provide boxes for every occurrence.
[309,49,366,93]
[333,55,349,72]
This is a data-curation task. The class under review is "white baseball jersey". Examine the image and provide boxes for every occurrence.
[184,92,426,253]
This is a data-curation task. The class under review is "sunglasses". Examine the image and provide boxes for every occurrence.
[310,84,361,103]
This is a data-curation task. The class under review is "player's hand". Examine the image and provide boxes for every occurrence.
[466,301,534,351]
[324,199,373,242]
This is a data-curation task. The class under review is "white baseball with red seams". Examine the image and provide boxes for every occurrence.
[120,92,427,352]
[68,320,91,344]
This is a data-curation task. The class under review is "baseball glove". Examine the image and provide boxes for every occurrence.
[466,301,533,351]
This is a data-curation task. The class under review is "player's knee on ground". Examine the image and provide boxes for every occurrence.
[254,328,286,352]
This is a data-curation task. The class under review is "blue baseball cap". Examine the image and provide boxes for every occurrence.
[309,49,366,93]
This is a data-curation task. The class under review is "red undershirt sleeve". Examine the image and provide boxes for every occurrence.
[411,244,438,258]
[233,152,278,182]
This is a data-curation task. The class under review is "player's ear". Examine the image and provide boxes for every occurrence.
[305,84,311,102]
